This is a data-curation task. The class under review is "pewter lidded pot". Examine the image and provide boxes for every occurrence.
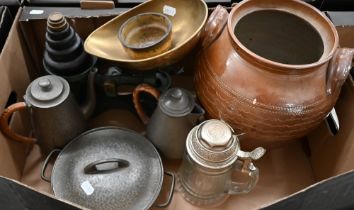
[178,119,265,207]
[133,84,205,159]
[0,74,96,154]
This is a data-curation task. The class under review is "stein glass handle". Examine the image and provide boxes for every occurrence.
[227,159,259,195]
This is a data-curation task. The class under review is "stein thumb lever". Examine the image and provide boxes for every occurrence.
[237,147,266,161]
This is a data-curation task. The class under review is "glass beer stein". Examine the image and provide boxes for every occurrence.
[178,119,266,207]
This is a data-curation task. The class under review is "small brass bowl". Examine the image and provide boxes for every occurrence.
[118,13,172,59]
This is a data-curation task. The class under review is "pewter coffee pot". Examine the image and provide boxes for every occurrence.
[178,119,266,207]
[0,70,97,154]
[133,84,205,159]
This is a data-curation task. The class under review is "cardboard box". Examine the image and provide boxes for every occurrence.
[0,6,354,210]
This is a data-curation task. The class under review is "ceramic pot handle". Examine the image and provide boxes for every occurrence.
[132,83,160,125]
[0,102,36,144]
[84,158,130,174]
[227,159,259,195]
[41,149,61,182]
[326,48,354,96]
[201,5,229,49]
[155,171,175,208]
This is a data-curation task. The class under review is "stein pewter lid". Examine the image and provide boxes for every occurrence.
[159,88,195,117]
[187,119,241,169]
[25,75,70,108]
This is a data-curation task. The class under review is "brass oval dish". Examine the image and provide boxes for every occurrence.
[84,0,208,70]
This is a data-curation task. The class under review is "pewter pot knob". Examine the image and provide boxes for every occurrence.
[38,78,52,91]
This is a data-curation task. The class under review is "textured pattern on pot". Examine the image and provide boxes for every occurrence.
[194,2,354,148]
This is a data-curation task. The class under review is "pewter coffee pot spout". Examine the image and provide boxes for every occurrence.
[187,103,205,124]
[80,68,97,119]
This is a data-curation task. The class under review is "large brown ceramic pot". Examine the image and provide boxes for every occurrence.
[195,1,354,148]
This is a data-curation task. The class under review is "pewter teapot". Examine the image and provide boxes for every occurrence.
[133,84,205,159]
[0,69,97,154]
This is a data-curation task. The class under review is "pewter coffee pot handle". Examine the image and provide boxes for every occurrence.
[132,83,160,125]
[0,102,36,144]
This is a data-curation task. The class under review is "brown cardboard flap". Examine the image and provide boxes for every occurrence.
[336,26,354,48]
[308,80,354,180]
[0,8,32,180]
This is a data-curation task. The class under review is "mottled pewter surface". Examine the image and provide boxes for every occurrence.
[51,127,163,210]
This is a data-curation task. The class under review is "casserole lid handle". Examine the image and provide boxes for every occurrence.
[84,158,130,174]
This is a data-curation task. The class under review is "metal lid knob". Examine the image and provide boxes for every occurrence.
[38,78,52,91]
[171,89,183,99]
[159,88,195,117]
[26,75,70,108]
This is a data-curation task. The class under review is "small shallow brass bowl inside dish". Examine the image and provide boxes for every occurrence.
[118,13,172,59]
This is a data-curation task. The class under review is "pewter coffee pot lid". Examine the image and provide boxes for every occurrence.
[186,119,266,169]
[25,75,70,108]
[159,88,195,117]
